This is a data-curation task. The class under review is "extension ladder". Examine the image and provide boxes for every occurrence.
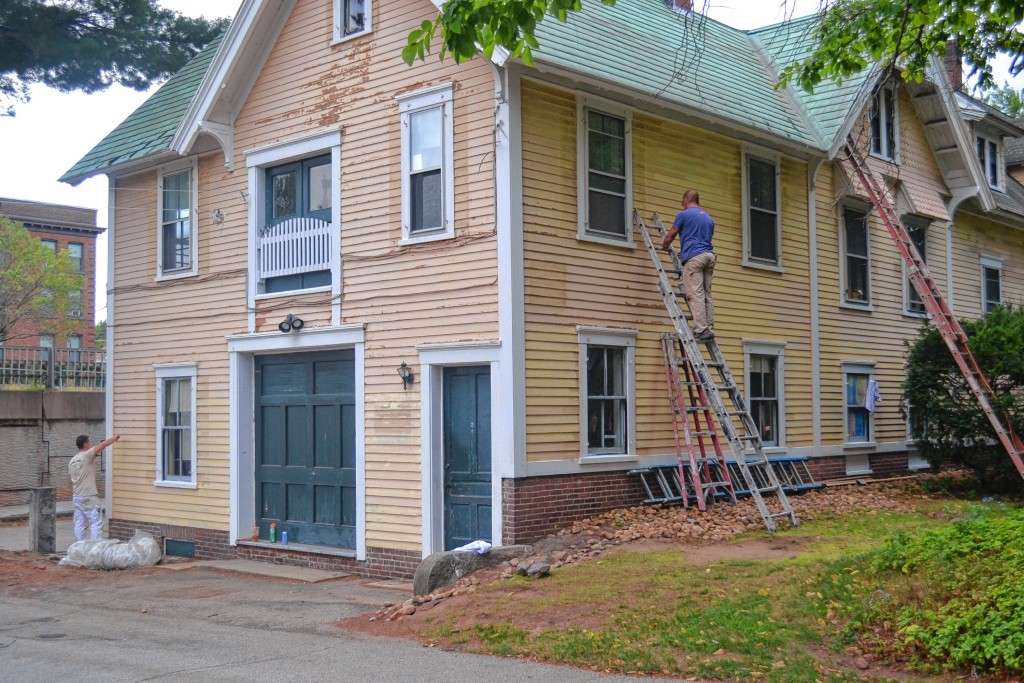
[661,333,737,510]
[630,458,820,505]
[635,210,799,531]
[842,138,1024,480]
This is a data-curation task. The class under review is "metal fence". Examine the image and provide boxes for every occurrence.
[0,345,106,389]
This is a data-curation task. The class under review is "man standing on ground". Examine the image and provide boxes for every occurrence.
[662,189,717,341]
[69,434,120,541]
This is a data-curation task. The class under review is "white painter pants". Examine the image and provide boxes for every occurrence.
[73,495,103,541]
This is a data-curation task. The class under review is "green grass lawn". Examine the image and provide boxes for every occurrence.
[418,496,1023,681]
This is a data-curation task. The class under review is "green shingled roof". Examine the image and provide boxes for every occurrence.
[60,33,225,184]
[531,0,827,150]
[750,14,872,149]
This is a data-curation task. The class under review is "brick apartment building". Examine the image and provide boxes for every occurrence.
[0,198,104,348]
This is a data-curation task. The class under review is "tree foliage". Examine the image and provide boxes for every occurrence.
[404,0,1024,94]
[0,218,83,344]
[902,305,1024,492]
[982,81,1024,118]
[0,0,229,116]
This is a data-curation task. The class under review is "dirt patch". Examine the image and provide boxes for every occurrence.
[0,550,162,596]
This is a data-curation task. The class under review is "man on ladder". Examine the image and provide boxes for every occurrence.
[661,189,717,342]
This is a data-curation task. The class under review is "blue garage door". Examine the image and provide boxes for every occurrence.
[255,350,355,548]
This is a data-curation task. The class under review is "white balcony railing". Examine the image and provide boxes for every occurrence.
[258,217,333,281]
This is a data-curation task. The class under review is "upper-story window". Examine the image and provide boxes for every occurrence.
[842,205,871,306]
[261,155,332,293]
[398,84,454,244]
[40,239,57,253]
[68,243,83,273]
[981,255,1002,314]
[744,152,781,267]
[577,97,633,246]
[333,0,370,42]
[976,135,1001,190]
[157,163,196,279]
[905,219,927,315]
[870,83,897,160]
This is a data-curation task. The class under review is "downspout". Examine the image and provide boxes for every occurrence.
[104,182,115,525]
[808,158,826,451]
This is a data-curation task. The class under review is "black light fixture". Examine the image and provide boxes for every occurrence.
[278,314,305,333]
[397,362,414,389]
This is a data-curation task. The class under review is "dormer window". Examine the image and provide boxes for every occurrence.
[976,134,1001,190]
[334,0,369,42]
[870,83,897,160]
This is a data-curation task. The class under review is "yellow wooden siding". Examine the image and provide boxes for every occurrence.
[520,78,814,464]
[950,211,1024,317]
[111,0,498,548]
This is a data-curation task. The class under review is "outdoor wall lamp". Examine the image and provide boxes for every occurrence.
[397,362,414,390]
[278,314,305,333]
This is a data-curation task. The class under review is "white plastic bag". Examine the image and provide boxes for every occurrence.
[451,540,492,554]
[60,531,162,570]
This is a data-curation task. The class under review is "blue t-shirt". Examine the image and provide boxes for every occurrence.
[672,206,715,263]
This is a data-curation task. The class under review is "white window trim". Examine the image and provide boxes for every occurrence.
[842,361,876,449]
[577,326,638,462]
[976,133,1003,191]
[155,158,199,281]
[244,130,343,328]
[902,217,930,318]
[743,340,786,451]
[839,202,874,310]
[741,147,783,271]
[869,82,899,163]
[576,94,634,248]
[981,254,1003,313]
[397,83,455,245]
[154,363,198,488]
[332,0,372,44]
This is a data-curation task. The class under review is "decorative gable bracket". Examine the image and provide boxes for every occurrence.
[199,121,236,171]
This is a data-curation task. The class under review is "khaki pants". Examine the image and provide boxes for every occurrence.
[682,252,716,335]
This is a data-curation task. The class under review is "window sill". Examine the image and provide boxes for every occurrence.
[400,229,454,246]
[331,29,371,46]
[236,539,356,558]
[155,269,198,283]
[255,285,332,300]
[576,232,635,249]
[741,260,784,274]
[153,480,197,489]
[838,301,875,313]
[579,453,639,465]
[902,310,928,320]
[842,441,876,450]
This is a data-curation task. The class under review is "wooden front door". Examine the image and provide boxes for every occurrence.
[255,351,355,548]
[443,365,492,550]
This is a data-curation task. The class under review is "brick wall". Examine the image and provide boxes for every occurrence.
[807,452,912,482]
[502,471,646,545]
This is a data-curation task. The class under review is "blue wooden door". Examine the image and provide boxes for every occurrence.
[443,365,491,550]
[255,351,355,548]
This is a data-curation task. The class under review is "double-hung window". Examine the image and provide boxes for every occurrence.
[158,163,196,278]
[262,155,333,293]
[744,152,781,266]
[333,0,370,42]
[69,289,83,318]
[68,243,83,273]
[398,84,454,243]
[40,239,57,253]
[578,97,632,244]
[67,334,82,362]
[976,135,1001,189]
[870,83,897,160]
[905,219,927,315]
[842,206,871,305]
[155,364,197,486]
[981,256,1002,314]
[745,342,785,448]
[578,327,636,459]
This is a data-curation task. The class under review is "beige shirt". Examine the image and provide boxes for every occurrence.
[69,447,99,497]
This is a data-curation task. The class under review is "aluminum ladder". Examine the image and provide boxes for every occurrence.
[661,332,737,510]
[630,459,820,505]
[634,210,799,531]
[842,138,1024,480]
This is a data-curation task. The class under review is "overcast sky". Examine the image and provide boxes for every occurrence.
[0,0,1018,326]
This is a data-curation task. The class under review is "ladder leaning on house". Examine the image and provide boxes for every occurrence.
[634,210,799,532]
[841,138,1024,481]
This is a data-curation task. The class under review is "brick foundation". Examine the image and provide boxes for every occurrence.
[806,451,913,482]
[108,518,421,579]
[502,470,646,545]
